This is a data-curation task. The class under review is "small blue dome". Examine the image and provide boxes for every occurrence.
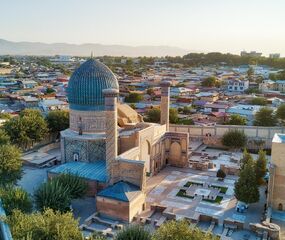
[68,59,119,111]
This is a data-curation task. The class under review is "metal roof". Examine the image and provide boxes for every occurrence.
[97,181,141,202]
[48,161,106,182]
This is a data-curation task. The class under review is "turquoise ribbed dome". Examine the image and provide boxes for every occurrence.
[68,59,119,111]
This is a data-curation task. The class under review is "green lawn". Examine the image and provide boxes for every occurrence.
[202,196,223,204]
[176,189,194,199]
[183,181,203,188]
[210,185,228,194]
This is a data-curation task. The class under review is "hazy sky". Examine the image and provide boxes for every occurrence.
[1,0,285,55]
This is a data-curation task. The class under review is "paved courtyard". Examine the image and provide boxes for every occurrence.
[145,166,266,228]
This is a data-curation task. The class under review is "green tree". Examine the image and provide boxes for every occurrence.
[255,150,267,185]
[201,76,219,87]
[46,87,56,94]
[34,180,71,212]
[125,93,143,103]
[46,110,69,135]
[169,108,178,124]
[0,128,10,145]
[234,158,259,204]
[146,88,154,96]
[226,114,247,125]
[216,169,226,179]
[0,112,12,120]
[5,209,82,240]
[0,144,22,185]
[152,220,218,240]
[253,107,277,126]
[53,173,88,199]
[240,149,253,169]
[115,225,151,240]
[90,232,107,240]
[0,186,32,215]
[276,104,285,122]
[250,97,267,106]
[221,130,247,150]
[145,108,160,123]
[4,109,48,149]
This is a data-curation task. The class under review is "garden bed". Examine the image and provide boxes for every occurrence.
[176,189,194,199]
[210,185,228,194]
[183,181,203,188]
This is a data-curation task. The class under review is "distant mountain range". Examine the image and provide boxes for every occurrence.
[0,39,189,57]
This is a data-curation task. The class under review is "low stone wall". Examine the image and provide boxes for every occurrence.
[170,124,285,149]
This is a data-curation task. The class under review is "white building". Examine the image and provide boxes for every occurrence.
[227,79,249,92]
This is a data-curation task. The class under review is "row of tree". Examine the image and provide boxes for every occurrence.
[2,109,69,150]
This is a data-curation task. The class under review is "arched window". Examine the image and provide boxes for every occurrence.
[73,153,79,162]
[278,203,283,211]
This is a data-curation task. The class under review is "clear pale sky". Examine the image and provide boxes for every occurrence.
[1,0,285,55]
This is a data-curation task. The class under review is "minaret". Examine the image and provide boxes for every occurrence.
[103,88,119,184]
[160,81,171,131]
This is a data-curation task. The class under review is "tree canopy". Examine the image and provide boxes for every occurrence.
[5,209,83,240]
[0,144,22,185]
[250,97,267,106]
[125,93,143,103]
[255,150,267,185]
[0,128,10,145]
[201,76,220,88]
[253,107,277,126]
[221,130,247,150]
[0,186,32,215]
[276,104,285,121]
[225,114,247,125]
[235,157,259,204]
[4,109,48,149]
[46,110,69,134]
[152,220,219,240]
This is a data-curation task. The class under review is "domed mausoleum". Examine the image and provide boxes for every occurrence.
[68,59,119,111]
[49,58,189,223]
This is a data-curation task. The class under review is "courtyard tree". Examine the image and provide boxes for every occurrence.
[4,209,83,240]
[4,109,48,149]
[221,130,247,150]
[46,110,69,136]
[216,168,226,180]
[253,107,277,126]
[152,219,219,240]
[34,180,71,212]
[255,150,267,185]
[234,159,260,205]
[0,186,32,215]
[115,225,151,240]
[225,114,247,125]
[240,149,254,169]
[0,144,22,185]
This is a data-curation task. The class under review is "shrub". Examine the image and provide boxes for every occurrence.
[216,169,226,179]
[115,225,151,240]
[34,180,71,212]
[221,130,247,150]
[54,173,88,199]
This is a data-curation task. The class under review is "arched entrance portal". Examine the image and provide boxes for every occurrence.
[169,142,182,164]
[141,140,151,173]
[278,203,283,211]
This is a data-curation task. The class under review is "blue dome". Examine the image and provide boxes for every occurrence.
[68,59,119,111]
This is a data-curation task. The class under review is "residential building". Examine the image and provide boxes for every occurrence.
[227,79,249,92]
